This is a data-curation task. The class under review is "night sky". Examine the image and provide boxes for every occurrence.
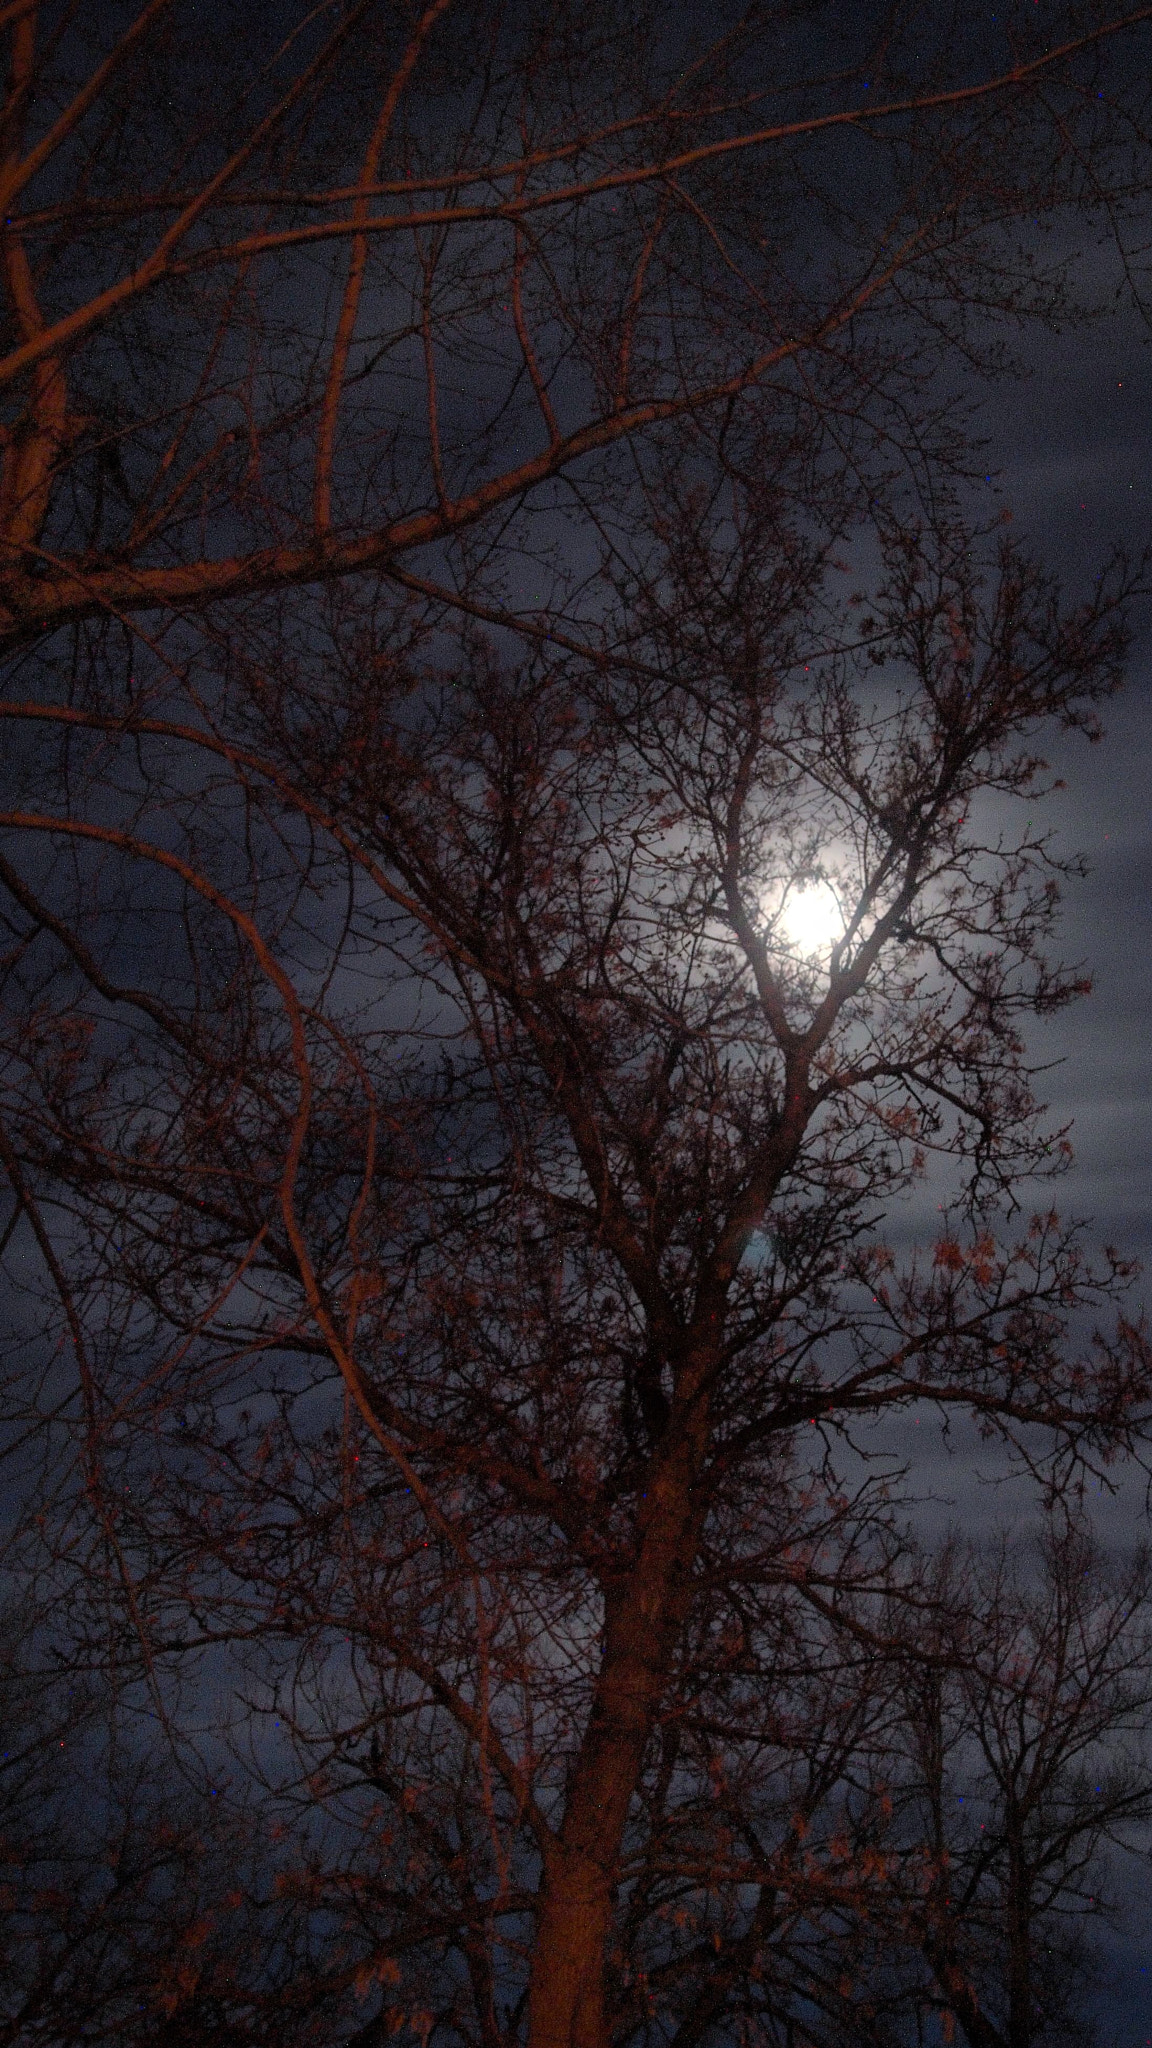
[883,261,1152,2037]
[954,281,1152,1514]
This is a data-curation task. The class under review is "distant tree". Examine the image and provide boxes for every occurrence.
[885,1529,1152,2048]
[2,6,1152,2047]
[0,1593,316,2045]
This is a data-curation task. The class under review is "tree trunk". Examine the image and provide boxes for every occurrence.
[1005,1822,1031,2048]
[527,1426,707,2048]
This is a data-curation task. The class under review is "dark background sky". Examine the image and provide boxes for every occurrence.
[1003,304,1152,1295]
[876,274,1152,2034]
[1006,295,1152,2039]
[917,274,1152,1529]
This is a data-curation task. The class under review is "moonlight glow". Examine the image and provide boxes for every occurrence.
[778,882,844,956]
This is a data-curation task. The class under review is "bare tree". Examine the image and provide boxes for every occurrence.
[5,470,1152,2043]
[0,1586,354,2045]
[868,1528,1152,2048]
[2,6,1152,2047]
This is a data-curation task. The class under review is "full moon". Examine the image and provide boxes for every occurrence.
[778,881,843,956]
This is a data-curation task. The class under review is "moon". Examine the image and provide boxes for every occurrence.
[778,881,843,956]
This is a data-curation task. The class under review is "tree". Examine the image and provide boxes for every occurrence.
[2,6,1152,2046]
[885,1527,1152,2048]
[0,1589,330,2046]
[794,1526,1152,2048]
